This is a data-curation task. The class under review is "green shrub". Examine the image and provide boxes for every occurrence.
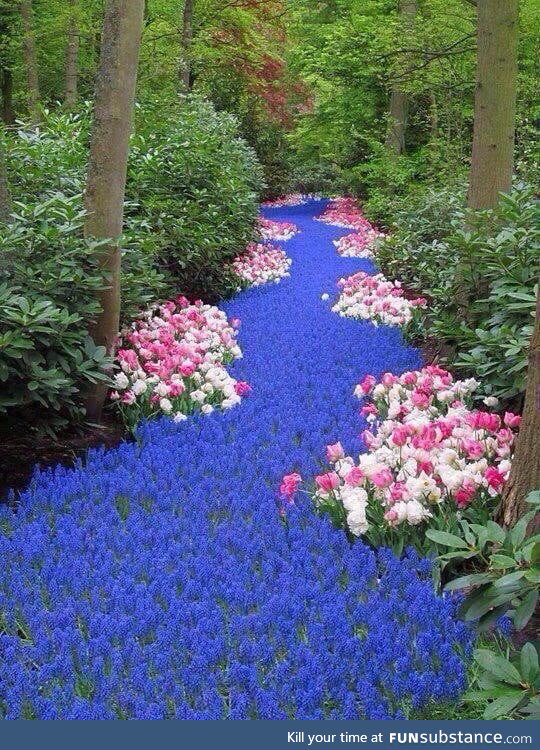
[430,490,540,632]
[7,99,265,305]
[464,642,540,720]
[128,96,264,301]
[0,195,110,433]
[377,183,539,402]
[5,109,89,199]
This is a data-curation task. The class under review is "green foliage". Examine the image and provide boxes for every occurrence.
[428,491,540,632]
[3,110,172,323]
[0,194,110,433]
[464,642,540,720]
[128,96,264,300]
[6,109,89,198]
[377,184,539,402]
[1,96,264,433]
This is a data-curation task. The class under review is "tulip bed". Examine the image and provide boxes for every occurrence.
[305,367,519,545]
[332,271,427,328]
[258,217,299,241]
[0,199,475,720]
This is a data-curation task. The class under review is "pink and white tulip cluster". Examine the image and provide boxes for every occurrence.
[316,197,374,231]
[258,217,299,241]
[333,230,383,259]
[332,271,427,327]
[261,193,312,207]
[232,242,291,287]
[110,297,250,426]
[310,366,520,538]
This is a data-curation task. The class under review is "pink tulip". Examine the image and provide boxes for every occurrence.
[503,412,521,428]
[279,472,302,500]
[358,374,377,395]
[234,381,252,396]
[326,442,345,463]
[391,425,410,446]
[485,466,506,491]
[461,438,485,460]
[371,469,393,489]
[344,467,365,486]
[315,472,340,493]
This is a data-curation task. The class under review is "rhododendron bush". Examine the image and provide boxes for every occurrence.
[258,217,299,241]
[332,271,427,329]
[231,242,292,287]
[111,297,249,429]
[286,367,520,554]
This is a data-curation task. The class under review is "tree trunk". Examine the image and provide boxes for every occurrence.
[467,0,519,210]
[20,0,41,124]
[385,0,417,155]
[84,0,145,422]
[0,67,14,125]
[498,287,540,527]
[179,0,194,91]
[64,0,80,109]
[0,137,10,219]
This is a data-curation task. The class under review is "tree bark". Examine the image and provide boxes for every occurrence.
[84,0,145,421]
[19,0,41,124]
[467,0,519,210]
[179,0,194,91]
[0,67,15,125]
[498,286,540,527]
[384,0,417,155]
[64,0,80,109]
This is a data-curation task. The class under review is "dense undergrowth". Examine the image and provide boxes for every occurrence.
[0,98,264,433]
[372,183,539,405]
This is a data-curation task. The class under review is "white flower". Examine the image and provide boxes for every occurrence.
[340,486,368,513]
[321,293,329,301]
[114,372,130,390]
[347,504,369,536]
[155,381,170,397]
[159,398,173,414]
[190,389,206,403]
[132,379,147,396]
[406,500,431,526]
[483,395,499,407]
[201,404,214,415]
[173,412,187,422]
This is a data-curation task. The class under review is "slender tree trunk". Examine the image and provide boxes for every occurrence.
[467,0,519,209]
[64,0,80,109]
[20,0,41,123]
[1,68,15,125]
[385,0,416,155]
[180,0,194,91]
[84,0,145,421]
[429,91,438,142]
[0,137,10,219]
[498,287,540,527]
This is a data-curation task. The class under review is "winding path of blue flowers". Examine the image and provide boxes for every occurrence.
[0,201,473,720]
